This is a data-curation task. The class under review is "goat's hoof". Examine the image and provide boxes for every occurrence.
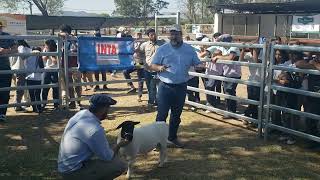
[158,163,165,168]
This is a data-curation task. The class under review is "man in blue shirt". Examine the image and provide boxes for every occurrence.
[0,22,17,122]
[150,24,203,148]
[58,94,128,179]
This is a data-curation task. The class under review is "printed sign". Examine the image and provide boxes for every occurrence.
[78,37,134,71]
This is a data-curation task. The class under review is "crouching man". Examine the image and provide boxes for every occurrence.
[57,94,129,180]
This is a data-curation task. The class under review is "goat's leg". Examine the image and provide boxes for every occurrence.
[126,157,135,179]
[159,143,168,167]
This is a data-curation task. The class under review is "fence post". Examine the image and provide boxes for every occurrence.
[63,39,70,110]
[57,37,64,109]
[257,42,269,138]
[264,42,275,141]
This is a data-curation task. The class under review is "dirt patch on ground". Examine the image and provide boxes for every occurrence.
[1,72,319,179]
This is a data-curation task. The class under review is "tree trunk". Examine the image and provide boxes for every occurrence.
[32,0,49,16]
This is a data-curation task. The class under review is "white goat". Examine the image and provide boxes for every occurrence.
[116,121,168,178]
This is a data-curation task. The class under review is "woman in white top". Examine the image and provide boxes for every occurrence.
[41,39,59,110]
[14,40,31,111]
[25,47,44,113]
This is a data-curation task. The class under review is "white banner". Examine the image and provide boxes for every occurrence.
[292,14,320,33]
[0,14,27,35]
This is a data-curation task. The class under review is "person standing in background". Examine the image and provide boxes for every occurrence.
[140,28,164,107]
[12,40,30,112]
[93,28,108,92]
[42,39,60,110]
[0,22,17,122]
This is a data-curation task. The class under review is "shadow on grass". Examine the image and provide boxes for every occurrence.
[121,121,320,180]
[0,109,320,179]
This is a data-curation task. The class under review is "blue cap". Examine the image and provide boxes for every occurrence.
[89,94,117,108]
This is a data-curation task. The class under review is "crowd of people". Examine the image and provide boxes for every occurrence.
[1,21,320,179]
[188,33,320,147]
[0,22,319,144]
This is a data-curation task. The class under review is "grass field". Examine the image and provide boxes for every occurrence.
[1,72,320,180]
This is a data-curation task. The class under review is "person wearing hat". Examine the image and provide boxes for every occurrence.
[0,21,17,122]
[211,34,241,117]
[58,94,128,179]
[195,33,204,41]
[140,28,165,107]
[198,33,226,112]
[149,24,206,148]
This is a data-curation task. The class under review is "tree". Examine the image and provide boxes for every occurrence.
[113,0,169,26]
[0,0,65,16]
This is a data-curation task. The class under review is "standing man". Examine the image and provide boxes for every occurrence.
[140,28,164,107]
[58,94,128,179]
[0,22,17,122]
[93,28,108,92]
[150,25,203,148]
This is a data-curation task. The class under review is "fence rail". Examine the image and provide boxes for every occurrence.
[0,35,320,144]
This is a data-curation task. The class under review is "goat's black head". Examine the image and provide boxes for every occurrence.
[116,121,140,141]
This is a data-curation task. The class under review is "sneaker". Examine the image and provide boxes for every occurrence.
[249,123,258,128]
[15,107,26,112]
[190,107,196,111]
[127,88,136,94]
[111,72,117,77]
[137,96,142,102]
[243,120,249,126]
[222,115,231,119]
[102,85,108,90]
[167,139,184,148]
[286,138,296,145]
[93,86,100,92]
[278,136,288,141]
[69,102,77,109]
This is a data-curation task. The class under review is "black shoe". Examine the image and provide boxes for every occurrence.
[167,139,184,148]
[93,86,100,92]
[69,103,77,109]
[127,88,137,94]
[102,85,108,90]
[15,107,26,112]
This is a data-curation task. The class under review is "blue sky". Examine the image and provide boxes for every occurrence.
[63,0,179,14]
[0,0,179,14]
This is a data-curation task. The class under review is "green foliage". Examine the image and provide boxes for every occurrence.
[113,0,169,17]
[0,0,65,16]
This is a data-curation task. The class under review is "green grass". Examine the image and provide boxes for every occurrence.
[1,81,320,180]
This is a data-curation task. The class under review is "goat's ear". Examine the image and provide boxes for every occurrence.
[133,121,140,126]
[116,122,125,129]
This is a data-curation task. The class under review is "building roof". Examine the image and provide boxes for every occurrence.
[209,1,320,14]
[26,15,153,30]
